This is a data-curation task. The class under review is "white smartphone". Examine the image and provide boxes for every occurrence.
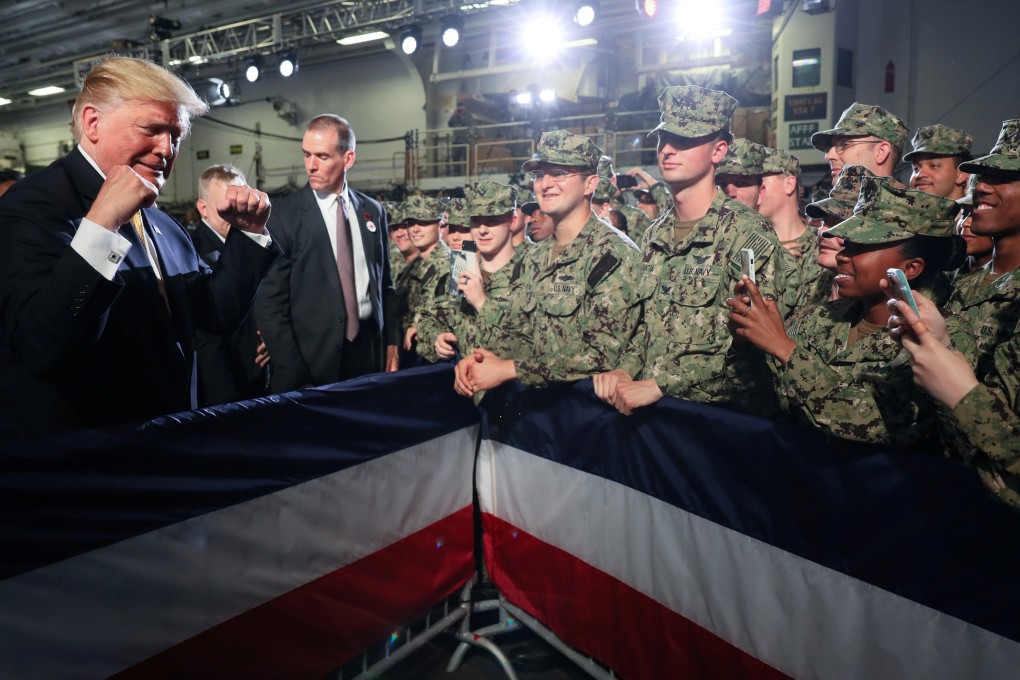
[739,247,755,281]
[886,268,920,316]
[449,241,478,297]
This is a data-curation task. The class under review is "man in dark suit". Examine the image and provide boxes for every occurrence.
[255,114,399,393]
[0,56,278,441]
[193,164,270,406]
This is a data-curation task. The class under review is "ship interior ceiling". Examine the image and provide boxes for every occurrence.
[0,0,775,121]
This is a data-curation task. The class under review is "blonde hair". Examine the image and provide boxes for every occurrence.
[71,56,209,140]
[198,163,246,201]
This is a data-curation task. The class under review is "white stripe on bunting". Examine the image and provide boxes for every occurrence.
[477,440,1020,680]
[0,425,478,679]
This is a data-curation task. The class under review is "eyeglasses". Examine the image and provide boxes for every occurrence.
[529,169,583,182]
[831,139,881,154]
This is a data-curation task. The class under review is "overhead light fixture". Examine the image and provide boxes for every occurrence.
[676,0,728,39]
[574,1,598,26]
[28,86,65,97]
[636,0,659,19]
[539,88,556,103]
[525,15,564,59]
[244,55,263,83]
[278,50,298,77]
[0,97,11,106]
[196,78,232,106]
[441,16,464,47]
[149,15,181,42]
[399,25,423,55]
[337,31,390,46]
[515,91,532,105]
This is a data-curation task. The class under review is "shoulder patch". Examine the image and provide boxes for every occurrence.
[587,253,621,289]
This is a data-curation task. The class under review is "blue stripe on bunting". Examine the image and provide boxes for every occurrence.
[0,364,478,580]
[479,379,1020,642]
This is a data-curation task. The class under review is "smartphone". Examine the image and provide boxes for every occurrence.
[886,268,920,316]
[449,241,478,297]
[739,248,755,281]
[615,173,639,189]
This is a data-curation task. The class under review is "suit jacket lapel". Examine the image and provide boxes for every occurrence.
[349,191,376,263]
[133,208,177,335]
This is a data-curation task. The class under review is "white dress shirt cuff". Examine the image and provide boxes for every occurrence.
[240,229,272,248]
[71,218,132,281]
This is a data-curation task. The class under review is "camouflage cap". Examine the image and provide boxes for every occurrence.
[597,155,614,179]
[716,138,767,176]
[445,197,471,227]
[387,203,406,227]
[402,194,444,222]
[522,130,601,172]
[518,188,539,215]
[761,147,801,176]
[959,119,1020,174]
[463,180,519,217]
[806,165,875,220]
[902,124,974,162]
[648,85,737,139]
[593,177,615,202]
[811,102,910,153]
[825,175,961,244]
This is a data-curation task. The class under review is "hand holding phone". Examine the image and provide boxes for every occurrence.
[886,268,920,317]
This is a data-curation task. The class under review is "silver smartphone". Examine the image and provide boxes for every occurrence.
[739,247,755,281]
[886,267,920,316]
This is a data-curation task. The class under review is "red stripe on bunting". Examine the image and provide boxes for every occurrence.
[483,513,791,680]
[113,506,475,680]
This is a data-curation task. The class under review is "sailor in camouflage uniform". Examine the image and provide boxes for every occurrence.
[802,164,877,305]
[715,137,767,209]
[904,123,973,200]
[730,175,970,447]
[387,203,416,282]
[757,146,822,314]
[454,130,642,396]
[812,102,909,180]
[417,185,522,363]
[911,119,1020,505]
[594,85,787,415]
[399,194,449,363]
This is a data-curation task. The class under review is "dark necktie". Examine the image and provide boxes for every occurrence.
[336,196,360,341]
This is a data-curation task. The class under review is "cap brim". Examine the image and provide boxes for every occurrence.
[825,214,914,243]
[805,199,846,220]
[959,154,1020,174]
[901,150,964,163]
[521,202,539,215]
[648,121,726,139]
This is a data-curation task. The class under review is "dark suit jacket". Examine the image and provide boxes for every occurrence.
[192,223,269,406]
[0,148,279,441]
[254,184,398,393]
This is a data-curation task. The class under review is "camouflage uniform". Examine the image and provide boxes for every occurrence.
[772,176,970,446]
[387,203,413,282]
[621,188,786,410]
[480,214,642,387]
[761,146,824,316]
[811,102,910,155]
[902,123,974,163]
[417,186,521,363]
[617,86,787,412]
[481,131,643,387]
[936,120,1020,506]
[398,195,448,336]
